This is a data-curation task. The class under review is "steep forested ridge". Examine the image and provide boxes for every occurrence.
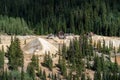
[0,0,120,35]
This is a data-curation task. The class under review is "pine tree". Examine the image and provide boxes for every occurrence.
[114,51,118,74]
[93,56,101,71]
[3,69,8,80]
[58,56,67,77]
[27,64,35,80]
[37,68,42,79]
[0,38,1,44]
[94,71,101,80]
[87,56,91,69]
[43,53,53,71]
[6,37,23,70]
[21,55,24,80]
[70,12,75,33]
[31,54,38,70]
[36,55,39,71]
[81,73,86,80]
[0,48,4,71]
[62,43,67,59]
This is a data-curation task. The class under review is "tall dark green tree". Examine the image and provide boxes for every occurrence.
[27,54,38,80]
[43,53,53,71]
[6,37,23,70]
[0,48,4,70]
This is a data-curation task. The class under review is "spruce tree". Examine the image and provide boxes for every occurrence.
[43,53,53,71]
[6,37,23,70]
[81,73,86,80]
[0,38,1,44]
[94,71,101,80]
[0,49,4,71]
[27,64,35,80]
[21,55,24,80]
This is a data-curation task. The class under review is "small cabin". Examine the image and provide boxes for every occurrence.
[58,31,65,39]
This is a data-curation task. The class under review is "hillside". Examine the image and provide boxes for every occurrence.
[0,0,120,80]
[0,34,120,80]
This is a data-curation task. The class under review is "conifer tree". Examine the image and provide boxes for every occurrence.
[94,71,101,80]
[58,56,67,77]
[0,48,4,71]
[6,37,23,70]
[93,56,101,71]
[0,38,1,44]
[43,53,53,71]
[81,73,86,80]
[62,43,67,59]
[27,64,35,80]
[21,55,24,80]
[37,68,42,79]
[27,55,38,80]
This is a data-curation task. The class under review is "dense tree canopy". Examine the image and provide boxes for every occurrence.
[0,15,32,35]
[0,0,120,35]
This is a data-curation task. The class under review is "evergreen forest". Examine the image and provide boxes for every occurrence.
[0,0,120,35]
